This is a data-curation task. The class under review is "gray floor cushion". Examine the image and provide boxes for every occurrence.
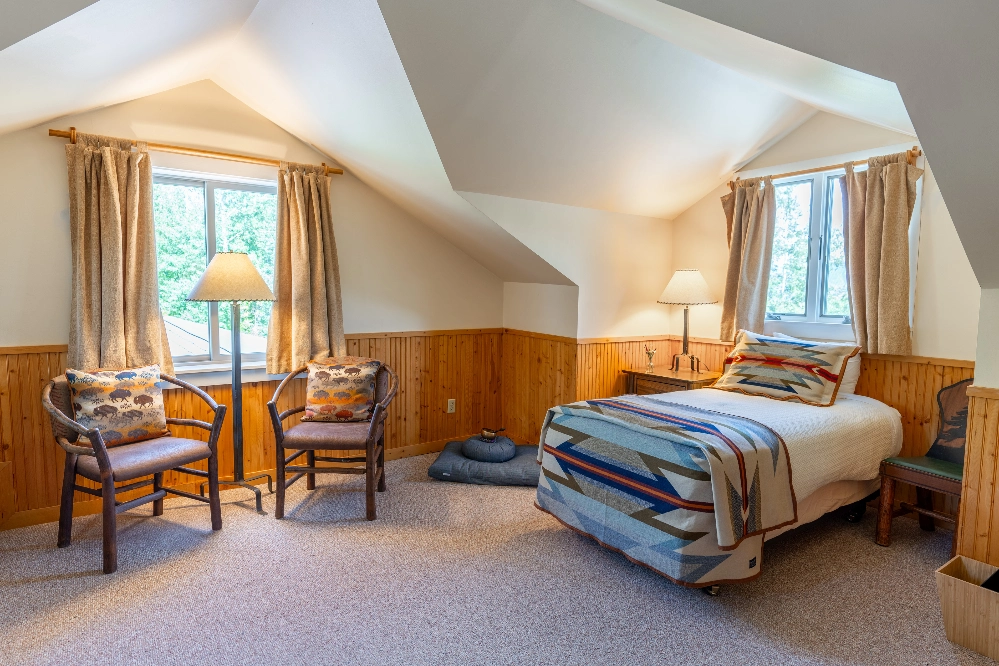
[428,441,540,486]
[461,435,516,462]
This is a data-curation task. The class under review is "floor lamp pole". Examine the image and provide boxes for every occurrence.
[202,302,273,512]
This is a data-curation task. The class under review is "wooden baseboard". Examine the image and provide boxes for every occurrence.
[0,435,473,532]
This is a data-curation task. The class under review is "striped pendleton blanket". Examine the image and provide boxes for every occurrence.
[536,395,797,587]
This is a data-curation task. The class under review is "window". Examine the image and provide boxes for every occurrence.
[153,171,278,363]
[765,169,853,337]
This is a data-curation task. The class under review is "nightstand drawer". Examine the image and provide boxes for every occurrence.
[635,378,685,395]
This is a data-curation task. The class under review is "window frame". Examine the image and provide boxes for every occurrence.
[765,167,855,341]
[153,169,278,366]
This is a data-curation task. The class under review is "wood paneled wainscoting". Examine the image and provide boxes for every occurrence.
[0,330,501,530]
[0,329,987,536]
[958,385,999,566]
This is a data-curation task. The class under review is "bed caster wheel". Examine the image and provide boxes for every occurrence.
[702,585,720,597]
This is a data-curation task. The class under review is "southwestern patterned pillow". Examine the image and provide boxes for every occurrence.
[66,364,169,446]
[712,330,860,406]
[302,356,381,422]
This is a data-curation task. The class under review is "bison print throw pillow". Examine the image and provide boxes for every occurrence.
[66,365,169,446]
[302,356,381,422]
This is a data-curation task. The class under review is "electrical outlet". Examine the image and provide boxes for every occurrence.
[447,398,456,414]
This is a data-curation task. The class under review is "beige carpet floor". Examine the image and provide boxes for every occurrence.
[0,453,991,666]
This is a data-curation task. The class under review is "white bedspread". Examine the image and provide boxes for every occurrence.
[648,388,903,500]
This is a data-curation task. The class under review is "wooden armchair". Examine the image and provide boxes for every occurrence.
[268,363,399,520]
[42,373,227,574]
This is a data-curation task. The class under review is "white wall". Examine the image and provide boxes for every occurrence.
[502,283,579,339]
[670,112,980,360]
[461,192,672,340]
[0,80,503,347]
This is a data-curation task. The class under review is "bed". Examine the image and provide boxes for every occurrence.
[535,388,902,588]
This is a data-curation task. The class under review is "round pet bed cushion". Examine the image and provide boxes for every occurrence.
[461,435,516,463]
[428,441,539,486]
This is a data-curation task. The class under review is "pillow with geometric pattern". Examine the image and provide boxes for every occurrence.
[66,364,169,446]
[302,356,381,422]
[711,330,860,407]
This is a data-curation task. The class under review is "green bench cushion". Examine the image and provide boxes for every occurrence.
[884,456,963,482]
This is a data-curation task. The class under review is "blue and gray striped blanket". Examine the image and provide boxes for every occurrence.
[536,395,797,586]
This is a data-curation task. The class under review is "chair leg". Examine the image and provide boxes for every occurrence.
[152,472,164,517]
[366,442,376,521]
[916,487,936,531]
[876,476,895,547]
[101,478,118,574]
[207,452,222,531]
[275,445,286,520]
[57,453,77,548]
[306,450,316,490]
[377,435,386,492]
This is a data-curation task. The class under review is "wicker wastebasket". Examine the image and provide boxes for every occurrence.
[935,555,999,661]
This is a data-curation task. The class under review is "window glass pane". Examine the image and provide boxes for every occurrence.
[215,188,278,354]
[153,181,209,357]
[822,176,850,317]
[766,180,812,316]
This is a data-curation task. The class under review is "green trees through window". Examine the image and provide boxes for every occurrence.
[765,170,852,324]
[153,175,277,359]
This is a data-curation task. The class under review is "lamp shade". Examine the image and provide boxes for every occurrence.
[657,269,716,305]
[187,252,275,302]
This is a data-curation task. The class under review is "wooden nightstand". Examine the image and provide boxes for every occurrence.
[622,366,722,395]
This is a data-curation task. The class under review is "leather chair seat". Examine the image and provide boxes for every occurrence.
[281,421,383,450]
[76,436,212,482]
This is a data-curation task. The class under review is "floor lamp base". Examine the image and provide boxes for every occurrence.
[200,474,274,513]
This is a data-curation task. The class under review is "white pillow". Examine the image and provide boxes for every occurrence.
[772,332,861,394]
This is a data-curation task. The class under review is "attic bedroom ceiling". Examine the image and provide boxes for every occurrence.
[1,0,941,284]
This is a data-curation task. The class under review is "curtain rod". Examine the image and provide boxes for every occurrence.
[48,127,344,176]
[728,145,921,191]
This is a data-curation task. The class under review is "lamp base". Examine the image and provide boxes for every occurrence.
[200,474,273,513]
[670,353,705,374]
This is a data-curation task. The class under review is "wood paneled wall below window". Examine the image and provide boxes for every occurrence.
[0,329,502,529]
[0,330,984,535]
[958,387,999,566]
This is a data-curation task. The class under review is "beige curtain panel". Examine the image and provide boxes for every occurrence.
[266,162,346,374]
[719,176,776,342]
[842,152,923,355]
[66,133,173,373]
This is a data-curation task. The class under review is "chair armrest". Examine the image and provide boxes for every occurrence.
[40,381,98,457]
[166,417,215,432]
[366,367,399,441]
[267,366,308,444]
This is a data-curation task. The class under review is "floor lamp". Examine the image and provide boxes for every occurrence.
[658,269,717,373]
[188,252,276,512]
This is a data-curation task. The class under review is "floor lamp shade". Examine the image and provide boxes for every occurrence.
[186,252,275,511]
[658,269,717,372]
[187,252,275,302]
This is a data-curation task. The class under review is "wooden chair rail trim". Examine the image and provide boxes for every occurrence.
[502,328,578,344]
[966,385,999,399]
[0,344,69,355]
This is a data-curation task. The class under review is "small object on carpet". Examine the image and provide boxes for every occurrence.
[461,435,516,463]
[428,441,539,486]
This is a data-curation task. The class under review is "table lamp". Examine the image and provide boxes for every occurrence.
[658,269,717,373]
[188,252,275,512]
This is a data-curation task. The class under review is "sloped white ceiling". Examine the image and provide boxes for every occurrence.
[378,0,814,220]
[210,0,570,284]
[0,0,942,285]
[0,0,259,133]
[648,0,997,287]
